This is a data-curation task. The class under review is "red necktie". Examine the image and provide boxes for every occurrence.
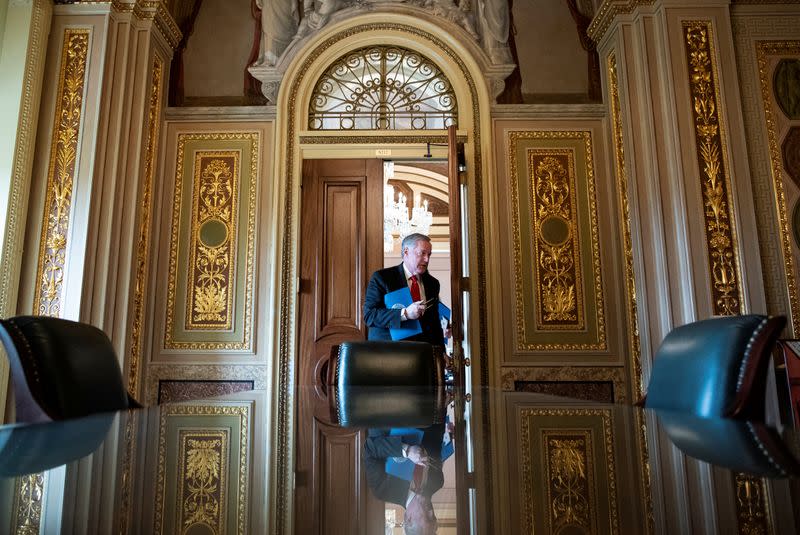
[409,276,421,302]
[412,463,427,492]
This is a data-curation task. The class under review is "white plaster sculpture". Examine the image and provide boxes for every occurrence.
[255,0,300,66]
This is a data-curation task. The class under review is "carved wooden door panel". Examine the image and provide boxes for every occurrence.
[295,159,384,534]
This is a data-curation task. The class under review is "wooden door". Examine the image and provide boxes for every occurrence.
[295,159,385,534]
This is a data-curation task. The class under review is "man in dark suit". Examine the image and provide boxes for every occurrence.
[363,425,444,535]
[363,233,445,346]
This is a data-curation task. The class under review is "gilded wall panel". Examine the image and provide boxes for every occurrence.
[165,133,259,350]
[756,41,800,333]
[508,130,606,351]
[154,404,250,534]
[520,408,618,535]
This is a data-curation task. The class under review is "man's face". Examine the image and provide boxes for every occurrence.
[402,240,432,276]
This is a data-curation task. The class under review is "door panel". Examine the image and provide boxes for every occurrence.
[295,159,384,534]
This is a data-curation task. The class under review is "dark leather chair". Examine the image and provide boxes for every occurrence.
[657,409,800,478]
[644,315,786,420]
[0,316,140,423]
[325,341,445,427]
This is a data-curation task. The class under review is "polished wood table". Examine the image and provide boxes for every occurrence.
[1,388,798,534]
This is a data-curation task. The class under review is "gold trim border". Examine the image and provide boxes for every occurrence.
[154,404,250,534]
[129,54,162,395]
[757,40,800,334]
[298,134,468,144]
[0,0,51,319]
[588,0,656,44]
[165,132,259,351]
[607,51,653,534]
[33,28,91,317]
[508,130,607,351]
[277,22,490,533]
[519,408,618,535]
[683,21,743,316]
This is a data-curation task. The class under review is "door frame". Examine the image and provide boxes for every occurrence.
[268,12,499,534]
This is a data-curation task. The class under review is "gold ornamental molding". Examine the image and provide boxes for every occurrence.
[0,0,51,319]
[757,40,800,334]
[508,130,606,351]
[607,53,642,398]
[276,21,490,533]
[519,408,618,535]
[154,404,249,534]
[33,28,90,317]
[735,473,774,534]
[683,21,743,317]
[129,55,163,396]
[165,132,258,350]
[118,55,164,535]
[607,51,653,534]
[587,0,656,44]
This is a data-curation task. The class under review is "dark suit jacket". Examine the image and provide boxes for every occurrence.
[362,426,446,506]
[363,264,445,346]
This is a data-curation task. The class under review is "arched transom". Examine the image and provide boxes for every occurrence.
[308,45,458,130]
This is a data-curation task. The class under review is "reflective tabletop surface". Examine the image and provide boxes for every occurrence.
[1,387,799,534]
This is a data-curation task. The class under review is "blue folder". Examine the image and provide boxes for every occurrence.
[384,286,422,340]
[384,427,453,480]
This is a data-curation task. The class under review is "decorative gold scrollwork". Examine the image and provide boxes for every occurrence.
[683,22,742,316]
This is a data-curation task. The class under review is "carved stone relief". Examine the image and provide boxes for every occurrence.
[248,1,514,103]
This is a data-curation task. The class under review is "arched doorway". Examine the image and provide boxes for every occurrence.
[268,12,495,534]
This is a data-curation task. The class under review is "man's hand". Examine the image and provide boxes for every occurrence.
[404,300,426,320]
[406,445,428,465]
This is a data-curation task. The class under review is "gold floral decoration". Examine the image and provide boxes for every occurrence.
[683,22,742,316]
[12,473,47,535]
[178,433,228,533]
[547,436,593,532]
[186,154,238,329]
[33,29,90,317]
[530,151,582,328]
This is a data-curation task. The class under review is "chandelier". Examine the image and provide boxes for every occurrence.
[383,162,433,253]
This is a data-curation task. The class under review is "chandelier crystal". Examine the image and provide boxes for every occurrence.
[383,162,433,253]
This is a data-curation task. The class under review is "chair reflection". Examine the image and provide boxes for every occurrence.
[0,412,114,477]
[656,409,800,478]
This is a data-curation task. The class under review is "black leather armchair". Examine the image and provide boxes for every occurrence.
[0,316,140,423]
[644,315,786,420]
[326,341,445,427]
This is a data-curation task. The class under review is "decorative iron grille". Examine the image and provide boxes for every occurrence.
[308,46,458,130]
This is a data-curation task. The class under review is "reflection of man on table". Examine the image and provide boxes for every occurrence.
[363,233,445,346]
[363,425,445,535]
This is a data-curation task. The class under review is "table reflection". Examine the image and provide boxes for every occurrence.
[0,388,798,534]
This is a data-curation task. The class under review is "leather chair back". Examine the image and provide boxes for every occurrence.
[329,341,442,388]
[645,315,786,419]
[0,316,135,422]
